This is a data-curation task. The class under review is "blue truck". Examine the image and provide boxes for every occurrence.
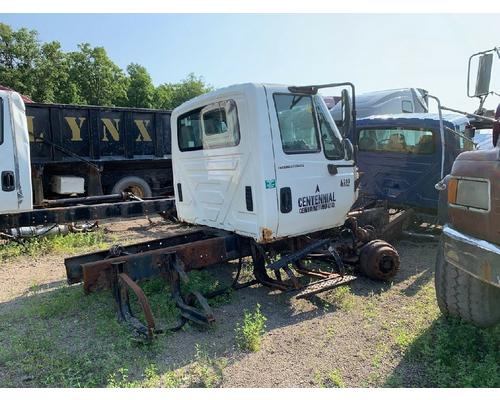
[353,113,471,213]
[330,88,480,214]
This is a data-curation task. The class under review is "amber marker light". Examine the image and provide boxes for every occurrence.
[447,178,458,204]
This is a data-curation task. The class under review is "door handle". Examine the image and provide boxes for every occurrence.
[2,171,15,192]
[327,164,338,175]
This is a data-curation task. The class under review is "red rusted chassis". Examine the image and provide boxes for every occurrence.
[65,213,402,341]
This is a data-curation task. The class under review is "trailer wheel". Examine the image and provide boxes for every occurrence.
[112,176,152,198]
[435,246,500,328]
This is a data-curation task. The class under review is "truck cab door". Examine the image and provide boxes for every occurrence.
[0,91,32,213]
[265,89,356,238]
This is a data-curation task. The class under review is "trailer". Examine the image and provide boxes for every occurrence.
[26,102,173,203]
[64,82,407,341]
[0,89,176,233]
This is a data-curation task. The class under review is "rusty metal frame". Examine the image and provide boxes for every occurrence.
[65,214,401,341]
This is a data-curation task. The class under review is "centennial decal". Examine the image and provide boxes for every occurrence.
[298,184,336,214]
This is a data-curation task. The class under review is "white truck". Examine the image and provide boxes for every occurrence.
[171,83,357,242]
[0,89,32,214]
[65,82,404,340]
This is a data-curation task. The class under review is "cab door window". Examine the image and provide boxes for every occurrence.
[201,100,240,149]
[273,94,320,154]
[178,99,240,151]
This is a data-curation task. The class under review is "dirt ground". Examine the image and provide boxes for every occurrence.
[0,217,495,388]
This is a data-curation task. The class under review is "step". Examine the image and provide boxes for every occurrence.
[294,274,356,299]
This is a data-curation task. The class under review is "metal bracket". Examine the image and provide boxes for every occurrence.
[162,254,215,327]
[110,261,161,341]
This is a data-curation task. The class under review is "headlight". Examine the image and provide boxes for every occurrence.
[448,177,490,211]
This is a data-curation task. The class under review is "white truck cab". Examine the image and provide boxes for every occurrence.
[0,90,33,213]
[171,83,357,242]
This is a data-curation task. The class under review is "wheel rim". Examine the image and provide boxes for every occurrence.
[125,185,145,198]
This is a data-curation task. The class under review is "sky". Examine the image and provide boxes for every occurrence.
[1,13,499,112]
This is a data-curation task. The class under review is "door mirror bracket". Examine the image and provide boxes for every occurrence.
[343,138,354,161]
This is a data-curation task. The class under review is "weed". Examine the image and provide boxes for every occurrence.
[162,370,184,388]
[384,282,500,388]
[314,369,346,388]
[326,369,345,388]
[393,327,414,350]
[326,325,335,339]
[327,285,356,312]
[362,301,378,320]
[371,342,389,369]
[189,344,226,388]
[107,368,134,388]
[235,303,267,352]
[0,230,107,262]
[312,370,324,387]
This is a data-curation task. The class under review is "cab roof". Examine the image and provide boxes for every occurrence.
[357,113,469,128]
[172,83,315,115]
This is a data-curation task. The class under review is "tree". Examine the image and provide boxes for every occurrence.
[33,41,71,103]
[153,73,212,110]
[67,43,128,106]
[0,22,213,108]
[126,63,154,108]
[0,23,42,98]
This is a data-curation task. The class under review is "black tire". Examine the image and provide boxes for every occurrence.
[111,176,152,198]
[435,245,500,328]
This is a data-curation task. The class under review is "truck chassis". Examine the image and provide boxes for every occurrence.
[0,194,176,232]
[64,207,409,341]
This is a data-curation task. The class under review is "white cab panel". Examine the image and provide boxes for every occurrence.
[171,83,356,242]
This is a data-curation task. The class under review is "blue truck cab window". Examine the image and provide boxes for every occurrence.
[359,128,435,154]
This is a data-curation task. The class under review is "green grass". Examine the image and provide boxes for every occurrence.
[188,344,227,387]
[313,369,346,388]
[383,281,500,388]
[0,267,234,388]
[1,239,498,388]
[0,230,108,262]
[388,317,500,387]
[325,285,357,312]
[325,369,345,388]
[235,303,267,352]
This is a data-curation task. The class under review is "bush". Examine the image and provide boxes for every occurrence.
[235,303,267,352]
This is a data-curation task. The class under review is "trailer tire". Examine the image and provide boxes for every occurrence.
[435,246,500,328]
[112,176,152,198]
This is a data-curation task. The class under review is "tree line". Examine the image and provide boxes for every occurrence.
[0,23,212,109]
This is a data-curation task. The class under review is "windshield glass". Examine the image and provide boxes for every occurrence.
[313,95,344,159]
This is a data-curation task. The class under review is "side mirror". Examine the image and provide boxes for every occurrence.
[340,89,352,138]
[343,137,354,160]
[473,53,493,97]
